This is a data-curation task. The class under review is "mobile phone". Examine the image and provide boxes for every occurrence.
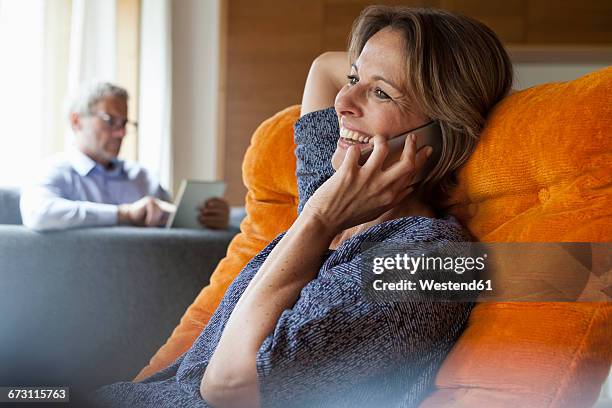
[358,121,442,181]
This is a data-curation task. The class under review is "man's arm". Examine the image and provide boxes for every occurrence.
[153,182,172,203]
[20,167,170,231]
[20,177,119,231]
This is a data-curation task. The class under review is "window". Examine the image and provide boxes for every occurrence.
[0,0,46,187]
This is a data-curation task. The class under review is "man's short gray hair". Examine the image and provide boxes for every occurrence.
[69,81,129,116]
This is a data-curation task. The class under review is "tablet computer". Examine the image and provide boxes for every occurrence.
[166,180,226,229]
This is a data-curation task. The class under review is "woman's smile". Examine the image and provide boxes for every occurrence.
[337,117,373,152]
[338,127,372,151]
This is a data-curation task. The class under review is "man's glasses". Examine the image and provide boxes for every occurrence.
[90,111,138,131]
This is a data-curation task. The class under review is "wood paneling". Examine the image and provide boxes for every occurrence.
[116,0,141,162]
[223,0,612,205]
[439,0,526,42]
[217,0,228,180]
[321,0,421,50]
[526,0,612,43]
[223,0,325,204]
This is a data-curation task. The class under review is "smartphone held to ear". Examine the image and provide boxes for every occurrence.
[357,121,442,181]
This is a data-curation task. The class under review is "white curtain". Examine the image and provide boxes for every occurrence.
[0,0,118,188]
[65,0,118,155]
[67,0,117,94]
[42,0,71,157]
[138,0,173,193]
[0,0,174,192]
[0,0,46,187]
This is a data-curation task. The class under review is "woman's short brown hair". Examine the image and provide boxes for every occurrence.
[348,6,513,207]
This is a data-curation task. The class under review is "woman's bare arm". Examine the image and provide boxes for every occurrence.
[199,53,350,406]
[200,212,336,408]
[200,134,428,407]
[300,51,350,117]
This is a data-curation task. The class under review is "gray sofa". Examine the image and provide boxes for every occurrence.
[0,187,244,403]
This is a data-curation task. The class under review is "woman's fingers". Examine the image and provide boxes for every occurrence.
[399,133,417,166]
[389,133,433,183]
[415,145,433,171]
[339,144,360,171]
[363,135,389,170]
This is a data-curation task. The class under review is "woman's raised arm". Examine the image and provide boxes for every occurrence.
[300,51,349,117]
[200,129,429,407]
[200,213,337,408]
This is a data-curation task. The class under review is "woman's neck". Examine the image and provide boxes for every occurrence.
[329,195,435,249]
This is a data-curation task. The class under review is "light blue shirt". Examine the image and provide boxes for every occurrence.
[20,148,170,231]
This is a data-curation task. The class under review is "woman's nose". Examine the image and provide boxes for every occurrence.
[335,86,363,118]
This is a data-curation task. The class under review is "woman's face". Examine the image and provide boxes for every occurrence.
[332,27,430,170]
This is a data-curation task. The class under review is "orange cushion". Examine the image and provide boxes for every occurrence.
[133,105,301,381]
[419,66,612,407]
[135,68,611,407]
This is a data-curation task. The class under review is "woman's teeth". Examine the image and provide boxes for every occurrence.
[340,127,370,144]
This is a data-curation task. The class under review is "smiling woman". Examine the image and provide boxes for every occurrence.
[331,29,432,172]
[92,6,513,408]
[305,9,512,207]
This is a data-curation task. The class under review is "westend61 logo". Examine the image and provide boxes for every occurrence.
[362,242,612,302]
[368,253,492,296]
[360,242,492,302]
[372,253,488,275]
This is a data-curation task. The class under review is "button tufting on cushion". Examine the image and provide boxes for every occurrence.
[538,187,550,203]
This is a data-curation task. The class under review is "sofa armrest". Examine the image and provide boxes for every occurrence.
[0,225,237,400]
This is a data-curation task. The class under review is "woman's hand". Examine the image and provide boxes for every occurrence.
[302,133,432,234]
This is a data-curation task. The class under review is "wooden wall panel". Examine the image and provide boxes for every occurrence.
[439,0,526,42]
[526,0,612,43]
[116,0,141,162]
[223,0,612,205]
[223,0,325,204]
[321,0,423,50]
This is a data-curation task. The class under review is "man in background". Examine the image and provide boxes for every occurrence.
[20,81,229,231]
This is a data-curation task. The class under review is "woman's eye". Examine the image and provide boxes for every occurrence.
[374,88,391,100]
[347,75,358,86]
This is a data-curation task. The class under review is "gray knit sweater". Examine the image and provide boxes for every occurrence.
[91,107,473,408]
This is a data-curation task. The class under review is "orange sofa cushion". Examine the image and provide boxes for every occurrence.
[419,66,612,408]
[135,68,611,407]
[134,105,300,381]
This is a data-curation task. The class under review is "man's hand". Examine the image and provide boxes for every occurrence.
[118,196,175,227]
[197,197,229,230]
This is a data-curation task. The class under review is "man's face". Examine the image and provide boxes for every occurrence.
[73,96,128,167]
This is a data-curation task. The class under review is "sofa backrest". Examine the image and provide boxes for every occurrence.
[0,188,22,225]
